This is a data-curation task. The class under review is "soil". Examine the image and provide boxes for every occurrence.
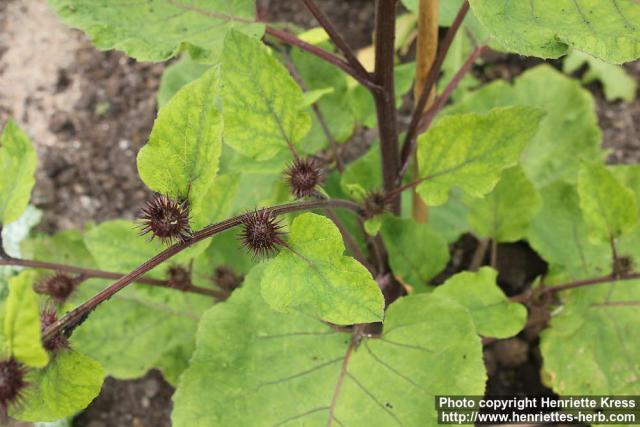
[0,1,638,426]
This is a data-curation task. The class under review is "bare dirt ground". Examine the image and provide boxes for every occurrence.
[0,1,638,426]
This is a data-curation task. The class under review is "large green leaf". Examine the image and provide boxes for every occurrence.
[221,30,311,161]
[433,267,527,338]
[71,281,210,382]
[291,46,356,149]
[0,119,37,226]
[173,265,487,427]
[416,106,543,206]
[534,167,640,396]
[137,67,223,230]
[447,65,603,187]
[577,162,638,244]
[467,166,541,242]
[541,279,640,395]
[83,220,208,278]
[10,349,104,422]
[21,229,96,269]
[527,182,611,281]
[48,0,264,62]
[262,213,384,325]
[564,50,637,102]
[3,271,48,367]
[469,0,640,64]
[157,55,211,108]
[380,216,449,288]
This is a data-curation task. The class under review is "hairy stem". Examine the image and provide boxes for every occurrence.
[41,199,362,344]
[300,0,370,78]
[541,272,640,296]
[414,44,487,135]
[0,257,222,298]
[398,0,470,181]
[373,0,401,213]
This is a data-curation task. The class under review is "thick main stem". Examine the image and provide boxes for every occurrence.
[41,199,362,344]
[373,0,401,213]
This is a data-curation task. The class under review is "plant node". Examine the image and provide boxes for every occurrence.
[285,157,323,199]
[362,190,389,219]
[239,210,286,258]
[613,255,633,277]
[0,358,28,414]
[213,266,243,301]
[34,273,76,304]
[41,309,69,352]
[138,194,192,245]
[167,265,192,291]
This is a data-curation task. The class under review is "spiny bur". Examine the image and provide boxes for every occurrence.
[285,157,323,199]
[213,266,243,301]
[139,194,191,245]
[34,273,76,304]
[239,210,286,258]
[0,358,28,415]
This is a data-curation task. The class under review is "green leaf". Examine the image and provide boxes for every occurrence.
[468,0,640,64]
[173,265,487,427]
[540,279,640,395]
[137,67,223,230]
[291,47,355,148]
[3,271,48,367]
[380,216,449,288]
[83,220,208,279]
[262,213,384,325]
[22,229,96,268]
[564,50,637,102]
[528,182,611,281]
[429,191,470,244]
[10,350,104,422]
[577,162,638,244]
[340,142,381,201]
[195,174,241,228]
[447,65,603,187]
[71,281,211,381]
[466,166,541,242]
[416,106,543,206]
[363,216,382,236]
[433,267,527,338]
[0,119,37,226]
[222,30,311,161]
[84,220,163,277]
[157,55,211,108]
[48,0,264,62]
[300,87,335,108]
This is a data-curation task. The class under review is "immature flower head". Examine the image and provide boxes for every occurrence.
[34,273,76,304]
[212,266,243,301]
[40,309,68,352]
[139,194,191,245]
[239,210,285,258]
[167,265,192,291]
[0,358,28,414]
[362,190,389,219]
[285,157,323,199]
